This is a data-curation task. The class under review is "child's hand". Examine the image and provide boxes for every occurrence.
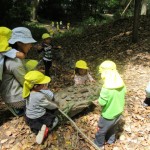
[92,99,99,106]
[91,79,96,83]
[86,80,95,85]
[33,44,42,51]
[37,45,43,50]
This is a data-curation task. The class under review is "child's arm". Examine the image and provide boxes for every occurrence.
[40,89,55,101]
[98,88,108,106]
[2,49,20,59]
[3,49,25,59]
[87,72,95,82]
[74,75,82,85]
[53,45,62,49]
[33,44,43,53]
[39,96,58,110]
[16,51,25,59]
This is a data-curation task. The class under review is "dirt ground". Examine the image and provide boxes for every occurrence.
[0,16,150,150]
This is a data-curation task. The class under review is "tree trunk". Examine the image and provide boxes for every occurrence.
[141,0,147,15]
[132,0,142,43]
[31,0,39,20]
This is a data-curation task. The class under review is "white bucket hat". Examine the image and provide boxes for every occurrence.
[9,27,36,44]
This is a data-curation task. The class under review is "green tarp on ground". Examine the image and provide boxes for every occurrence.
[54,83,101,117]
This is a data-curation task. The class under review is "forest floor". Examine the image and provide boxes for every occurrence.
[0,16,150,150]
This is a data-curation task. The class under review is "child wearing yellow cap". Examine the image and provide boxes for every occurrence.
[94,60,126,149]
[23,70,58,144]
[74,60,95,85]
[37,33,61,77]
[0,27,25,80]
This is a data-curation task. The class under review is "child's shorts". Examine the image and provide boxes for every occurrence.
[25,109,57,134]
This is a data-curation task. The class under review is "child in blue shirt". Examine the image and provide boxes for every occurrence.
[23,70,58,144]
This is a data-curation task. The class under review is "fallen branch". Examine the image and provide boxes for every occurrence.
[121,0,133,16]
[58,109,102,150]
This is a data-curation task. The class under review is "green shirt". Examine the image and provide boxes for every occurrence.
[98,86,126,119]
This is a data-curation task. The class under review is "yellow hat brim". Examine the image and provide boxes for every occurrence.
[38,76,51,84]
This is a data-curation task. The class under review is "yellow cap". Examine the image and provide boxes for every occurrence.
[99,60,116,73]
[42,33,51,40]
[75,60,89,69]
[0,27,12,52]
[25,60,38,71]
[99,60,124,89]
[23,71,51,98]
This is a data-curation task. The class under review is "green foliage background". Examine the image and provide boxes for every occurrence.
[0,0,140,27]
[0,0,149,40]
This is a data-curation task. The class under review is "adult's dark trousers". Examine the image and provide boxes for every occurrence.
[43,60,52,76]
[94,115,121,147]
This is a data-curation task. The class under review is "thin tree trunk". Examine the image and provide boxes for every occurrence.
[31,0,39,20]
[132,0,142,43]
[141,0,147,15]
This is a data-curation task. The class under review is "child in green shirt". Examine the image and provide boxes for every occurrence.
[94,60,126,148]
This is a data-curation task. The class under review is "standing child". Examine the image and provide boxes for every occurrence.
[0,27,25,80]
[94,60,126,149]
[23,70,58,144]
[74,60,95,85]
[38,33,61,77]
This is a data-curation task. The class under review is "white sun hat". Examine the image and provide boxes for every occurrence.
[9,27,36,44]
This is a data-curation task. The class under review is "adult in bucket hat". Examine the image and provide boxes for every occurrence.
[9,27,36,44]
[0,27,37,116]
[94,60,126,149]
[23,71,58,144]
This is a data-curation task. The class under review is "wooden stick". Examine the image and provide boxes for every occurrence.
[58,109,102,150]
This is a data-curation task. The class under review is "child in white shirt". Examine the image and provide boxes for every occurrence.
[74,60,95,85]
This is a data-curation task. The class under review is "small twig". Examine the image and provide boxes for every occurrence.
[121,0,133,16]
[75,129,79,148]
[58,109,101,150]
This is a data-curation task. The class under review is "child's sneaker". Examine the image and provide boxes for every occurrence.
[36,124,49,144]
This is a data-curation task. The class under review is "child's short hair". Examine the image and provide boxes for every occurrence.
[75,68,87,75]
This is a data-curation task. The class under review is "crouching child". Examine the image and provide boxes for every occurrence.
[74,60,95,85]
[22,70,59,144]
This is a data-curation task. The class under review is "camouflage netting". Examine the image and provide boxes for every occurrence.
[54,83,101,117]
